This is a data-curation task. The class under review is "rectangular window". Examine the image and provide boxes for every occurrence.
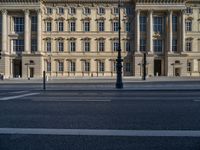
[58,41,64,52]
[140,16,147,32]
[172,39,177,52]
[14,17,24,33]
[154,40,163,52]
[0,16,2,32]
[187,61,192,72]
[113,7,119,15]
[172,16,178,32]
[99,7,105,15]
[46,41,51,52]
[125,63,131,72]
[186,20,192,31]
[47,62,51,72]
[31,39,37,52]
[126,41,131,52]
[98,41,105,52]
[84,41,90,52]
[112,61,116,72]
[31,16,37,32]
[125,7,132,15]
[186,41,192,51]
[113,41,119,52]
[58,21,64,32]
[84,21,90,32]
[70,41,76,52]
[46,21,52,32]
[58,8,64,15]
[84,61,90,72]
[70,7,76,15]
[113,22,119,32]
[126,22,131,32]
[58,62,64,72]
[47,7,52,15]
[140,39,146,52]
[70,21,76,32]
[70,61,76,72]
[98,21,104,32]
[84,8,91,15]
[13,39,24,52]
[186,7,193,14]
[154,16,163,33]
[99,61,105,72]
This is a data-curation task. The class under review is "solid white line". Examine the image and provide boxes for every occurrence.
[32,99,111,102]
[0,93,40,101]
[193,100,200,102]
[9,91,29,94]
[0,128,200,137]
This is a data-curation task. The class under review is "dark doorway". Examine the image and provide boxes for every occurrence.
[154,59,162,76]
[13,59,22,78]
[30,67,34,78]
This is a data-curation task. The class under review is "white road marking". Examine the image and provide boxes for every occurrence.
[9,91,29,94]
[0,128,200,137]
[32,99,111,102]
[193,99,200,102]
[0,93,40,101]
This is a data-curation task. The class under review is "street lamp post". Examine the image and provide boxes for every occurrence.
[116,0,123,89]
[142,52,147,80]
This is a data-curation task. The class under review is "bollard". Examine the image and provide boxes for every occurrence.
[43,71,46,91]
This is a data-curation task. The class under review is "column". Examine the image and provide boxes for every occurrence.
[135,10,140,52]
[37,9,42,52]
[148,10,153,53]
[181,10,185,52]
[168,10,173,53]
[24,9,30,53]
[2,9,7,53]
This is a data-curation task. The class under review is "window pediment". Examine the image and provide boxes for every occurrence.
[67,17,77,21]
[43,17,53,21]
[96,17,106,21]
[55,17,65,21]
[81,17,91,21]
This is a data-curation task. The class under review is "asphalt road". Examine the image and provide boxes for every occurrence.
[0,86,200,149]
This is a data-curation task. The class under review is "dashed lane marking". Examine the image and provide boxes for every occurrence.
[32,99,111,102]
[0,93,40,101]
[9,91,29,94]
[0,128,200,137]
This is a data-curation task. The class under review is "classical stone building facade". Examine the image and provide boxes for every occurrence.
[0,0,200,79]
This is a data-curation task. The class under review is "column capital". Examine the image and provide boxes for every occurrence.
[23,9,30,15]
[135,9,140,14]
[167,10,173,15]
[36,9,42,14]
[181,9,185,15]
[1,9,7,15]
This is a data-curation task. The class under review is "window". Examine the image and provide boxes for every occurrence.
[113,7,119,15]
[154,40,163,52]
[46,41,51,52]
[98,7,105,15]
[187,61,192,72]
[47,7,52,15]
[126,22,131,32]
[70,61,76,72]
[113,21,119,32]
[154,16,163,33]
[58,62,64,72]
[13,39,24,52]
[58,7,64,15]
[126,41,131,52]
[140,16,147,32]
[84,21,90,32]
[172,39,177,52]
[125,63,131,72]
[186,20,192,31]
[98,21,104,32]
[31,39,37,52]
[125,7,132,15]
[70,21,76,32]
[46,21,52,32]
[186,40,192,51]
[99,61,105,72]
[172,16,178,32]
[58,21,64,32]
[84,61,90,72]
[140,39,146,52]
[84,41,90,52]
[58,41,64,52]
[186,7,193,14]
[47,62,51,72]
[69,7,76,15]
[98,40,105,52]
[0,16,2,32]
[113,41,119,52]
[84,7,91,15]
[70,41,76,52]
[14,17,24,33]
[31,16,37,32]
[112,61,116,72]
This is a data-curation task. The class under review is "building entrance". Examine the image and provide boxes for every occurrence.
[154,60,162,76]
[13,59,22,78]
[30,67,34,78]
